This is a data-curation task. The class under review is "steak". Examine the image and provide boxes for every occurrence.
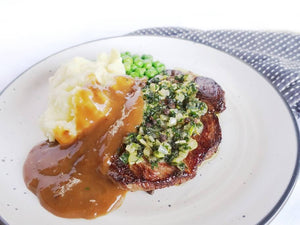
[108,70,225,191]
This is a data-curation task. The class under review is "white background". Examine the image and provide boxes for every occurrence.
[0,0,299,224]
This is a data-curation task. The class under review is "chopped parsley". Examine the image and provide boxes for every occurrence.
[120,71,207,169]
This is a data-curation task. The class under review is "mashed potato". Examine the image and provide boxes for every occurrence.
[40,49,126,145]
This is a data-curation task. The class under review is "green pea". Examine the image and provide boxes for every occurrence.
[145,68,158,78]
[132,55,140,61]
[152,61,163,68]
[122,52,166,77]
[141,54,153,60]
[134,58,144,68]
[143,60,152,70]
[130,71,140,78]
[156,64,165,73]
[135,68,146,76]
[131,64,138,71]
[124,63,131,73]
[123,56,133,65]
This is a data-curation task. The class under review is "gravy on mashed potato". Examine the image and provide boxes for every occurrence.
[23,50,144,218]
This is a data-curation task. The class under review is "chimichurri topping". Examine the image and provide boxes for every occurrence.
[120,71,208,170]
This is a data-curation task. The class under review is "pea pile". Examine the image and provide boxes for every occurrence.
[120,72,208,170]
[121,52,165,78]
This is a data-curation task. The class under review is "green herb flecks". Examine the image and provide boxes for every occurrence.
[120,71,207,170]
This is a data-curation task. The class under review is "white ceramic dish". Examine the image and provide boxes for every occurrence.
[0,36,298,225]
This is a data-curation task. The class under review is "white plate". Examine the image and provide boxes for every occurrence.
[0,36,299,225]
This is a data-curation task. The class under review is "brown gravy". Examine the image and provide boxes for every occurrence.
[23,76,144,219]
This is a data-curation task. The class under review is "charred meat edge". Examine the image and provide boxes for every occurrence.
[108,70,225,191]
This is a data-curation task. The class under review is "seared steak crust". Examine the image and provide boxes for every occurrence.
[108,70,225,191]
[194,76,226,113]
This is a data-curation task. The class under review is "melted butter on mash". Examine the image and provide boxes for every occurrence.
[40,49,126,145]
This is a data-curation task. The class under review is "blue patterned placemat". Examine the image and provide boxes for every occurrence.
[130,27,300,119]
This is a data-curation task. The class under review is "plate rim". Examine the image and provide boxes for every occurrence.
[0,34,299,225]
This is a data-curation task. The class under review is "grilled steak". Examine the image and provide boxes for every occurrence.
[108,70,225,191]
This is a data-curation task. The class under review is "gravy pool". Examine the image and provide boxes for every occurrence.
[23,76,144,218]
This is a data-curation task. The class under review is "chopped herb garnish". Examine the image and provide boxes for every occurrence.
[119,152,129,164]
[120,71,207,169]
